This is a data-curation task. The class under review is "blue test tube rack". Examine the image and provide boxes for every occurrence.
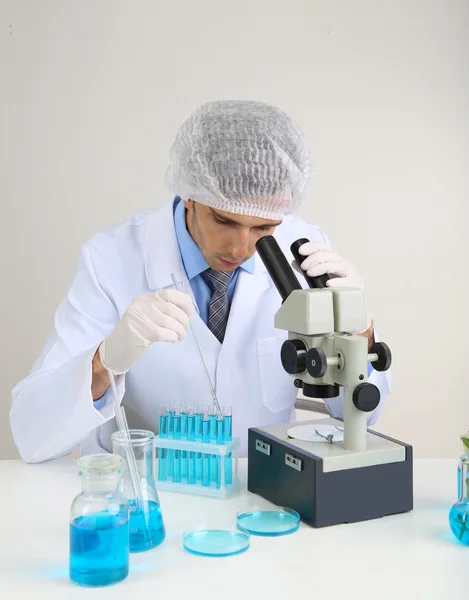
[155,404,240,498]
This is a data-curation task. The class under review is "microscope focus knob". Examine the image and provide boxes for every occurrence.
[369,342,392,372]
[353,383,380,412]
[306,348,328,378]
[281,339,307,374]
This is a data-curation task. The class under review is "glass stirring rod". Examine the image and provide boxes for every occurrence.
[170,273,222,417]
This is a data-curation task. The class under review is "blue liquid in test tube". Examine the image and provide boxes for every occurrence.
[224,407,233,485]
[194,408,203,481]
[216,416,224,489]
[173,410,182,483]
[181,407,188,481]
[202,413,210,486]
[167,409,174,478]
[209,406,217,483]
[158,408,168,481]
[187,411,196,484]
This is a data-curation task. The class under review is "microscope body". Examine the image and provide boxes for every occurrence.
[276,285,379,452]
[247,236,413,528]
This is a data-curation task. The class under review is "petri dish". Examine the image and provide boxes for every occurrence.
[183,528,250,557]
[236,507,300,536]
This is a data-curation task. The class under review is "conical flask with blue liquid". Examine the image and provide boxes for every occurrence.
[112,429,166,552]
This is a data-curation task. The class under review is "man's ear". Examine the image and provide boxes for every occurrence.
[183,199,194,210]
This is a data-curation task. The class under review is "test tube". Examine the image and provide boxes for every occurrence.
[187,406,196,484]
[173,407,182,483]
[215,412,225,489]
[181,404,189,481]
[167,406,174,478]
[158,405,168,481]
[224,406,233,485]
[194,405,203,481]
[202,408,210,486]
[209,405,217,483]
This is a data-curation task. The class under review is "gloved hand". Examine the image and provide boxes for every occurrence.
[293,241,371,331]
[99,289,195,374]
[293,241,364,289]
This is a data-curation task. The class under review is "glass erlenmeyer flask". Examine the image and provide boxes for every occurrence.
[449,454,469,545]
[112,429,166,552]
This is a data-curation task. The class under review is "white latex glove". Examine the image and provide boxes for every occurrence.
[293,242,364,289]
[293,242,371,331]
[99,289,195,375]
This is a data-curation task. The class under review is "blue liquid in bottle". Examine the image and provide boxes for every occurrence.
[70,512,129,587]
[128,499,166,552]
[449,502,469,545]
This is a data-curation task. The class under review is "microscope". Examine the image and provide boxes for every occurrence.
[247,236,413,527]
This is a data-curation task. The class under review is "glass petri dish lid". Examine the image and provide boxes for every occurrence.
[236,506,300,536]
[183,527,250,557]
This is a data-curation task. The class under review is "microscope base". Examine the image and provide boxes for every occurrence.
[247,418,413,528]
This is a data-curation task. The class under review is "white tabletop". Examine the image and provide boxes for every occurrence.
[0,458,462,599]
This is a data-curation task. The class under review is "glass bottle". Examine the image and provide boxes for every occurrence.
[449,454,469,545]
[112,429,166,552]
[69,453,129,587]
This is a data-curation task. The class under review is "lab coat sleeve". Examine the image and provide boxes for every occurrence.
[10,244,125,463]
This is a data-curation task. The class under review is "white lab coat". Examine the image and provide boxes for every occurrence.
[10,200,391,463]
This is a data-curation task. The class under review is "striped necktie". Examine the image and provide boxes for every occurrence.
[204,268,233,343]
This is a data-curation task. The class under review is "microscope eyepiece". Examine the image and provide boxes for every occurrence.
[290,238,330,289]
[256,236,302,301]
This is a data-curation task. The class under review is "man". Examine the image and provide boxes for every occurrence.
[10,100,390,463]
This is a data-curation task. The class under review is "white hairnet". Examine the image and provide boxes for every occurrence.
[165,100,313,220]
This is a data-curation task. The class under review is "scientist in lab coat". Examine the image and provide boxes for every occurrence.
[10,100,391,463]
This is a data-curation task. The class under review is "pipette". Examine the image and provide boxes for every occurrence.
[108,369,155,549]
[170,273,222,417]
[108,371,144,506]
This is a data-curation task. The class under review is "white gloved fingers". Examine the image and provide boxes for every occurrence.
[126,295,190,342]
[304,260,351,279]
[156,289,196,316]
[297,241,332,256]
[157,300,191,331]
[300,250,347,272]
[151,322,185,343]
[131,298,189,342]
[327,275,362,290]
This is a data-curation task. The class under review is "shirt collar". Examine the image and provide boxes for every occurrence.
[173,197,255,279]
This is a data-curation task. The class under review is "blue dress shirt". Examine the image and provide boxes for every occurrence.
[173,198,255,324]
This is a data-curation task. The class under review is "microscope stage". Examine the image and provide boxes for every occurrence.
[256,417,406,473]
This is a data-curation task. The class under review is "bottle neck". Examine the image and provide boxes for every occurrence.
[81,473,121,495]
[460,459,469,501]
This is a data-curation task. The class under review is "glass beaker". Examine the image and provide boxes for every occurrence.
[449,454,469,545]
[69,453,129,587]
[112,429,166,552]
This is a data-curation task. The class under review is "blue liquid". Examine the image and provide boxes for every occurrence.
[216,418,225,444]
[173,450,181,482]
[237,509,299,536]
[167,411,174,477]
[128,499,165,552]
[158,448,167,481]
[196,452,202,480]
[194,412,202,439]
[449,502,469,545]
[70,512,129,587]
[203,454,210,486]
[225,415,233,484]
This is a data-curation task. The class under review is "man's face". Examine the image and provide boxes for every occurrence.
[184,200,282,271]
